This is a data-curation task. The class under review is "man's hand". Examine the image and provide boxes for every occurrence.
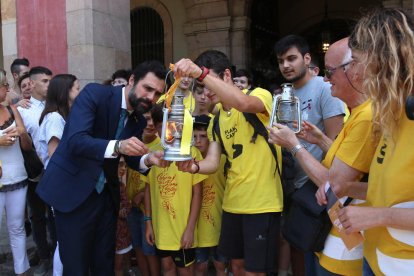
[267,123,299,149]
[146,151,171,168]
[297,121,325,145]
[15,99,31,109]
[173,58,203,79]
[119,137,149,156]
[315,182,328,206]
[338,206,381,234]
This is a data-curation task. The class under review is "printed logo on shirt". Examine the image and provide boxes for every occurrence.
[157,169,178,219]
[224,126,237,139]
[301,99,312,121]
[201,181,216,226]
[376,142,387,164]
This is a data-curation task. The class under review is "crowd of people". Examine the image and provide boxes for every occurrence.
[0,6,413,276]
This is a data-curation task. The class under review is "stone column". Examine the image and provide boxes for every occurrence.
[229,16,251,70]
[183,0,250,69]
[66,0,131,85]
[1,0,17,77]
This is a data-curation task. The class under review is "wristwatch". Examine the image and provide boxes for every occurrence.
[290,144,307,157]
[113,140,122,156]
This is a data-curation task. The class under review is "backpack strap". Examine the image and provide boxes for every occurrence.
[212,110,231,177]
[242,89,280,176]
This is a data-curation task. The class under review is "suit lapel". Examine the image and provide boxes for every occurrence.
[107,86,123,139]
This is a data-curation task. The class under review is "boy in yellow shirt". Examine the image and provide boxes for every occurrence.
[126,111,161,276]
[192,115,227,276]
[144,103,207,275]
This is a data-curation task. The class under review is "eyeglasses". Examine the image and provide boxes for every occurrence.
[0,82,9,88]
[112,79,127,87]
[324,61,352,80]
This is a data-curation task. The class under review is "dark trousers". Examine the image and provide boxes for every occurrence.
[54,187,117,276]
[27,180,56,259]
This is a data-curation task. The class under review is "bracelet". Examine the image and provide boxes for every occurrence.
[192,158,200,174]
[197,66,209,82]
[290,144,307,157]
[143,216,152,221]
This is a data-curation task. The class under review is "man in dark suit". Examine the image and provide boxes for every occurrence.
[37,61,168,275]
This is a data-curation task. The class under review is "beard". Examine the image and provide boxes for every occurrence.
[128,88,153,115]
[285,65,308,83]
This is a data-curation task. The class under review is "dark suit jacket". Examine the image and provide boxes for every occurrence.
[36,83,146,212]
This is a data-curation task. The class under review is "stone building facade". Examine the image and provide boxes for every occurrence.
[0,0,411,86]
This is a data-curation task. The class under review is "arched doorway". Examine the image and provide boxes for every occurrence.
[131,7,164,68]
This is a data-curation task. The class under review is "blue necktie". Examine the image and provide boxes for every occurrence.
[95,109,128,193]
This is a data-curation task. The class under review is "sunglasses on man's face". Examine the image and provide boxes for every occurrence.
[324,61,352,80]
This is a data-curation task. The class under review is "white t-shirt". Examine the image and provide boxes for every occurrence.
[294,76,345,188]
[38,112,65,168]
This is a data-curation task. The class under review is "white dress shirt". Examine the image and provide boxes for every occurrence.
[17,96,45,158]
[104,87,150,171]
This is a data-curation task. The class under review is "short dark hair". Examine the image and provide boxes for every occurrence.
[194,50,231,77]
[39,74,77,125]
[274,35,310,57]
[151,102,164,126]
[18,72,30,88]
[193,115,211,131]
[111,69,131,81]
[132,61,166,85]
[10,58,30,75]
[29,66,53,78]
[235,69,254,85]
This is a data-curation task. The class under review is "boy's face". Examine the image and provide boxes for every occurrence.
[193,128,209,155]
[143,112,157,138]
[155,122,163,138]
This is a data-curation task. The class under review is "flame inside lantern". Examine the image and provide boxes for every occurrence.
[165,121,177,144]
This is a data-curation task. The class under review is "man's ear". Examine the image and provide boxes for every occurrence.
[304,53,311,66]
[12,72,18,80]
[223,68,232,83]
[128,75,135,87]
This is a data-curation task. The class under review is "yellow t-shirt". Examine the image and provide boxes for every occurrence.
[157,91,195,112]
[208,87,283,214]
[197,155,226,247]
[143,143,207,250]
[317,100,375,275]
[343,103,351,123]
[126,137,161,210]
[364,114,414,276]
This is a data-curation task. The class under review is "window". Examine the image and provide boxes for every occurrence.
[131,7,164,67]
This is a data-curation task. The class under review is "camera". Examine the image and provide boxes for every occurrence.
[406,95,414,120]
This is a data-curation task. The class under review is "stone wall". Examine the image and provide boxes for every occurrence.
[66,0,131,85]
